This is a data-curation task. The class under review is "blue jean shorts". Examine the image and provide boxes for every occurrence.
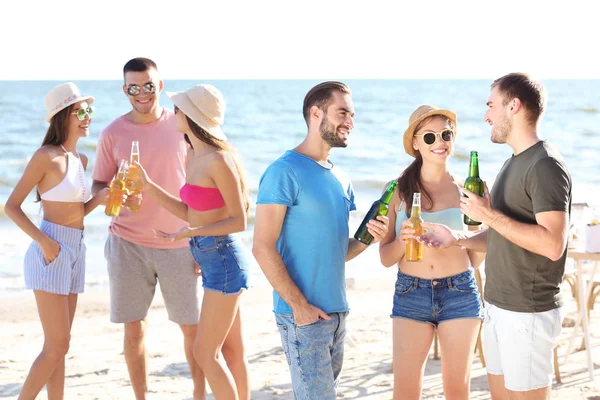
[189,234,251,295]
[391,268,483,326]
[275,312,348,400]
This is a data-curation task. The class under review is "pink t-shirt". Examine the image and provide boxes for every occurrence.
[92,109,188,249]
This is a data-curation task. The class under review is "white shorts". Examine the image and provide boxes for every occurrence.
[484,303,563,392]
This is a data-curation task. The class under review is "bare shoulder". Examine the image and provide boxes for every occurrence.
[79,153,89,170]
[210,150,236,169]
[34,145,62,164]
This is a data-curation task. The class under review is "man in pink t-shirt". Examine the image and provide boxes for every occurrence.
[92,58,205,400]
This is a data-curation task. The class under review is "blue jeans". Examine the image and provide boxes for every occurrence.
[391,268,483,326]
[275,312,348,400]
[189,234,251,295]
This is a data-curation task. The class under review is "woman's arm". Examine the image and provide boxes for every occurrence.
[132,161,189,221]
[4,148,59,263]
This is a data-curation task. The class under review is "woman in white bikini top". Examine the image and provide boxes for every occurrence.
[4,83,108,399]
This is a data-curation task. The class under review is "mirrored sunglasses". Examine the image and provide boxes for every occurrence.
[126,82,156,97]
[414,129,454,145]
[72,106,95,121]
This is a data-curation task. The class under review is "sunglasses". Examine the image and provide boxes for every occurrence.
[414,129,454,145]
[126,82,156,97]
[174,105,179,114]
[72,106,95,121]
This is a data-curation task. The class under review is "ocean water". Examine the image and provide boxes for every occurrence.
[1,79,599,292]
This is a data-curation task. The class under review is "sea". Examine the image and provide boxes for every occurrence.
[1,79,599,295]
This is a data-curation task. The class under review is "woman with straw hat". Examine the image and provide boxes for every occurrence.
[4,82,109,398]
[378,105,485,399]
[133,83,252,400]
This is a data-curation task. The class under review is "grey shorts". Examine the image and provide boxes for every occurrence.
[105,233,200,325]
[24,220,86,295]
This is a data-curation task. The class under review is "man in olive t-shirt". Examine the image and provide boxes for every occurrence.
[418,73,571,399]
[485,140,571,312]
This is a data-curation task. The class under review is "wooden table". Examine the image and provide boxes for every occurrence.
[563,248,600,382]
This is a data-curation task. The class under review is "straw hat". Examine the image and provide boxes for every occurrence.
[44,82,95,123]
[167,84,227,141]
[403,105,457,158]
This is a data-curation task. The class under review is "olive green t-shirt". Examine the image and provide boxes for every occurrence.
[484,140,572,313]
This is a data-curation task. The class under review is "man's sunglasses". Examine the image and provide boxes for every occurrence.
[126,82,156,97]
[414,129,454,145]
[72,106,95,121]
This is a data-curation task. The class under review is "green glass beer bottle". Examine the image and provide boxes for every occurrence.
[354,180,397,245]
[464,151,484,225]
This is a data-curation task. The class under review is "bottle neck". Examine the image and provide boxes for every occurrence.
[380,182,397,205]
[469,159,479,177]
[410,204,421,218]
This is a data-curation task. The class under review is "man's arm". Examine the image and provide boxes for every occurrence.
[346,238,368,261]
[346,214,390,261]
[483,210,568,261]
[459,158,570,261]
[252,204,330,324]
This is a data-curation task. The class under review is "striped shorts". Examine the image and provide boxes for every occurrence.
[23,220,86,295]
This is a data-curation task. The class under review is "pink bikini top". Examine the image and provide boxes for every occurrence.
[180,183,225,211]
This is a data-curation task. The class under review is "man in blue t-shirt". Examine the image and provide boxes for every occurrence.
[252,81,389,400]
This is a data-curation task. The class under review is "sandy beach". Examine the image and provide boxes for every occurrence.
[1,277,599,399]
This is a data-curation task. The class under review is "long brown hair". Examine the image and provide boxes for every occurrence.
[35,105,74,202]
[186,116,250,213]
[397,115,455,217]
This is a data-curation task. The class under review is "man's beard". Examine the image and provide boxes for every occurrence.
[491,117,511,144]
[320,118,347,148]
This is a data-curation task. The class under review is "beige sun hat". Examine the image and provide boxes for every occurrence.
[167,84,227,141]
[44,82,95,123]
[403,105,457,158]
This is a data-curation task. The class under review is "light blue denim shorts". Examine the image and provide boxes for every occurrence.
[189,234,251,295]
[275,312,348,400]
[391,268,483,326]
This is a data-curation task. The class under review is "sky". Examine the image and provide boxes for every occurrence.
[1,0,597,80]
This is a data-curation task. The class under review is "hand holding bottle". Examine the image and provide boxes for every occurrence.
[460,182,491,226]
[364,215,390,245]
[131,160,153,189]
[398,220,417,242]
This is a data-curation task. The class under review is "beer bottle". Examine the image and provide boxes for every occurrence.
[405,192,424,262]
[105,160,128,217]
[464,151,484,226]
[354,180,397,245]
[126,141,143,212]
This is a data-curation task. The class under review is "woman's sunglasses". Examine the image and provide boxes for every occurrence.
[126,82,156,97]
[174,105,179,114]
[72,106,95,121]
[414,129,454,145]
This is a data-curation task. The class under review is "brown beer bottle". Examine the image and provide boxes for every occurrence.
[405,192,424,262]
[105,160,128,217]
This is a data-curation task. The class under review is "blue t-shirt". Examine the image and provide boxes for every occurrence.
[256,150,357,315]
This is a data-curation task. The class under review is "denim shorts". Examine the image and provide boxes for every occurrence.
[391,268,483,326]
[275,312,348,400]
[189,234,251,295]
